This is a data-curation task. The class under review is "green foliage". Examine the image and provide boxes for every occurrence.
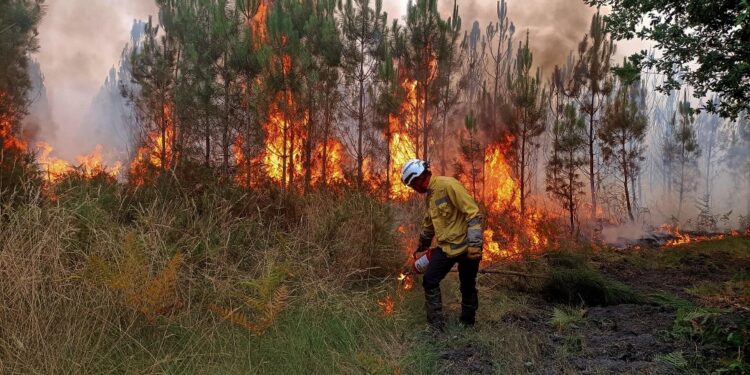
[543,252,644,306]
[0,0,43,119]
[598,78,648,221]
[550,306,586,331]
[671,307,750,374]
[543,267,644,306]
[655,351,688,370]
[546,103,587,233]
[585,0,750,119]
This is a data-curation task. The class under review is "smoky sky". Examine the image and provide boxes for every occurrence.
[35,0,642,158]
[36,0,157,157]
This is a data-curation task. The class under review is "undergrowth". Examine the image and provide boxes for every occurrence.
[0,179,418,374]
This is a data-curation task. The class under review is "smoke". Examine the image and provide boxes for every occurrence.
[35,0,156,160]
[438,0,597,72]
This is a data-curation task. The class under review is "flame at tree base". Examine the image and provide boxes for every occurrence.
[36,142,122,183]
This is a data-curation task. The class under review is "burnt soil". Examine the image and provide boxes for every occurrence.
[429,237,750,375]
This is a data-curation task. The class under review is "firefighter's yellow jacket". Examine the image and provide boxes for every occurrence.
[420,176,483,257]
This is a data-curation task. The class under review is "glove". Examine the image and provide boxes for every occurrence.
[415,235,432,257]
[467,246,482,261]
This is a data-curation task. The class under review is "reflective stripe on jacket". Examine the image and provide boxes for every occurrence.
[421,176,483,257]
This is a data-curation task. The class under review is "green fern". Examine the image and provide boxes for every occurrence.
[655,351,688,369]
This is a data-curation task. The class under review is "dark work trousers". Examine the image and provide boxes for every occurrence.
[422,247,480,326]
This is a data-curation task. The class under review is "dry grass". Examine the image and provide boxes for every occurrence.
[0,181,421,374]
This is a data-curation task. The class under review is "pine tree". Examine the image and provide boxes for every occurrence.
[433,0,462,174]
[546,103,586,235]
[576,11,615,223]
[126,14,181,182]
[506,32,546,217]
[455,112,482,200]
[301,0,342,191]
[0,0,43,199]
[598,71,648,222]
[696,96,722,213]
[394,0,443,161]
[338,0,386,188]
[485,0,514,124]
[671,91,701,219]
[547,53,578,203]
[264,0,304,191]
[372,22,404,198]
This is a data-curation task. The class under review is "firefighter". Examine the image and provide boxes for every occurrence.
[401,159,483,331]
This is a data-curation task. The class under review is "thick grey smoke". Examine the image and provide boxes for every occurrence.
[443,0,596,72]
[35,0,156,160]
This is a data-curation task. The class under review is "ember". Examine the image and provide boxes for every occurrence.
[378,294,394,315]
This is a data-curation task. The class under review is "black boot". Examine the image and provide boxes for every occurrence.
[459,288,478,327]
[424,287,445,332]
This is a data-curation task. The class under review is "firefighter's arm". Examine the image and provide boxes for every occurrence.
[446,179,483,248]
[418,210,435,252]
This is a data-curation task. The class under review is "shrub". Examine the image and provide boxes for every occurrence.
[542,268,644,306]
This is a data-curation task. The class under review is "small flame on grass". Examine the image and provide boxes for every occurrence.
[398,273,413,291]
[378,294,394,315]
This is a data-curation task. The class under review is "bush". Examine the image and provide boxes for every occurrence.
[298,192,402,284]
[542,268,644,306]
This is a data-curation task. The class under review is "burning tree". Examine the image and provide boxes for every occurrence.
[126,16,180,185]
[393,0,442,162]
[0,0,43,198]
[339,0,387,189]
[505,32,546,217]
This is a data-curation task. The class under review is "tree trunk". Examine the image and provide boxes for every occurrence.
[568,148,575,235]
[588,94,597,223]
[422,85,429,162]
[356,13,366,189]
[520,125,527,217]
[223,73,231,177]
[160,101,167,173]
[321,85,331,190]
[303,91,315,194]
[281,97,289,192]
[623,135,633,222]
[205,117,211,167]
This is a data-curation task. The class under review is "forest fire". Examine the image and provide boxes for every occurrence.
[458,139,550,261]
[387,79,419,200]
[1,114,27,152]
[35,142,121,183]
[656,224,745,247]
[128,103,175,185]
[311,138,345,186]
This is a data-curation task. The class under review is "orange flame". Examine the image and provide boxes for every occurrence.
[1,113,27,152]
[657,224,737,247]
[377,294,394,315]
[397,273,413,291]
[129,103,175,185]
[457,137,549,262]
[387,79,419,200]
[311,138,345,186]
[35,142,121,183]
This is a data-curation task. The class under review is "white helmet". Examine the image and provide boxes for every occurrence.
[400,159,429,186]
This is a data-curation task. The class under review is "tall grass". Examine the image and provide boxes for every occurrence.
[0,180,417,374]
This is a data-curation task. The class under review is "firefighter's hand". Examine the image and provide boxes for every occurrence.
[413,245,427,259]
[467,246,482,261]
